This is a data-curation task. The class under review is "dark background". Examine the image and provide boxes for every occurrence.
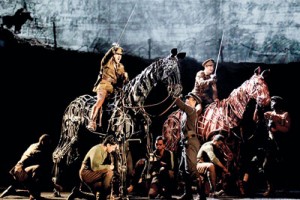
[0,29,299,191]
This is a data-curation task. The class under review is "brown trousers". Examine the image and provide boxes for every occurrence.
[79,168,113,195]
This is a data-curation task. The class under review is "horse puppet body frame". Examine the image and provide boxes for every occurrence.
[52,48,185,194]
[163,67,270,152]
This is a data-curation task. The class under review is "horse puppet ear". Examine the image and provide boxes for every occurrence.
[261,69,270,80]
[177,52,186,60]
[254,66,261,75]
[170,48,186,59]
[171,48,178,57]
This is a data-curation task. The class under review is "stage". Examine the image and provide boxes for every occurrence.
[1,188,299,199]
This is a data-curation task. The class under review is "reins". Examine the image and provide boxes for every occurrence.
[122,93,175,117]
[118,81,179,117]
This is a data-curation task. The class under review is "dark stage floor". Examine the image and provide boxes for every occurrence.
[1,188,300,200]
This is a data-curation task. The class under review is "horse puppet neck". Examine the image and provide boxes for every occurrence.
[200,73,268,141]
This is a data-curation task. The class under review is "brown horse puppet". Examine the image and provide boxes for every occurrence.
[163,66,270,152]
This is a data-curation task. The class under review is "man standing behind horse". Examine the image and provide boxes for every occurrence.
[173,92,205,200]
[191,58,219,114]
[256,96,291,196]
[87,44,129,131]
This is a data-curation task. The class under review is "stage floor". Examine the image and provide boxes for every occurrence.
[0,189,300,200]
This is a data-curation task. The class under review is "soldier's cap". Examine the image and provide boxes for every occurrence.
[113,46,123,55]
[185,92,202,104]
[202,58,215,67]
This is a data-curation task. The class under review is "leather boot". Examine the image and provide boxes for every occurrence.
[238,180,245,196]
[195,178,206,200]
[53,182,63,197]
[178,182,192,199]
[263,181,274,197]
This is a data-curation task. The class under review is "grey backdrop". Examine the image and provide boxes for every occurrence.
[1,0,300,63]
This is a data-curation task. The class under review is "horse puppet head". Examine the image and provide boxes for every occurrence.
[251,66,271,107]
